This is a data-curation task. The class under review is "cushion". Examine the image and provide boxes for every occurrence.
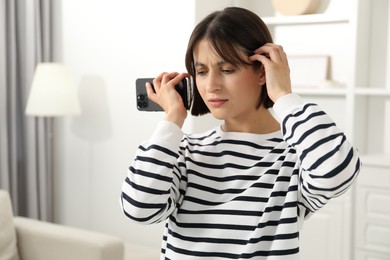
[0,190,20,260]
[124,243,160,260]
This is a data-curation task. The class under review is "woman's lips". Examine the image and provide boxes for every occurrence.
[209,98,228,108]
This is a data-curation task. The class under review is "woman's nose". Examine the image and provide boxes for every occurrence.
[205,72,221,93]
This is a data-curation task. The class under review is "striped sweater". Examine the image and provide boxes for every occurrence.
[121,94,361,259]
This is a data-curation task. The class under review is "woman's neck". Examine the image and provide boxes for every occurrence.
[221,106,280,134]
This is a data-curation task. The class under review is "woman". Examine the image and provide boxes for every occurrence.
[121,7,360,259]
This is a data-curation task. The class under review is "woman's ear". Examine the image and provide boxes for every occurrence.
[257,65,266,86]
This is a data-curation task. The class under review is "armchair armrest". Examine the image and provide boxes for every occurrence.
[14,217,124,260]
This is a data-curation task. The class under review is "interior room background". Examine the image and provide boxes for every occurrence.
[2,0,390,259]
[52,0,196,248]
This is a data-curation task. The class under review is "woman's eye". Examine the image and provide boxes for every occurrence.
[222,69,235,74]
[196,70,207,76]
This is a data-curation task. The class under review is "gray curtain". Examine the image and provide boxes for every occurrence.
[0,0,54,221]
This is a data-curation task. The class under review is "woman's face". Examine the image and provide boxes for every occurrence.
[194,39,265,121]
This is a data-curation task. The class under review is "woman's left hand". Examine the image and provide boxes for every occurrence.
[249,43,292,102]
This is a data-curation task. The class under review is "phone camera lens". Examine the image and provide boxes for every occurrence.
[137,94,149,109]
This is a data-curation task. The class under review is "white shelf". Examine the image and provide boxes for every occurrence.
[263,14,350,26]
[293,87,347,96]
[293,87,390,97]
[354,88,390,97]
[361,154,390,168]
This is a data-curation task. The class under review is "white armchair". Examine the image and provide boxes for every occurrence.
[0,189,124,260]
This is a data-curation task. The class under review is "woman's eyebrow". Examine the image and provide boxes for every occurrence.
[194,60,228,67]
[194,62,205,67]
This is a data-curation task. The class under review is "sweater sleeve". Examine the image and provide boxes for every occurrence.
[120,120,186,224]
[273,93,361,213]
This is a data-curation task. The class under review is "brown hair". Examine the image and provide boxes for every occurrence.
[185,7,274,116]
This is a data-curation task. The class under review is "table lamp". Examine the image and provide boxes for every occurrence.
[25,63,81,116]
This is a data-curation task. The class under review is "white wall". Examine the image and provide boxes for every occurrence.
[53,0,198,249]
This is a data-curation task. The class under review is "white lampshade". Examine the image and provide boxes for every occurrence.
[25,63,81,116]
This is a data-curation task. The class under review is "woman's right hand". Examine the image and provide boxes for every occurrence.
[146,72,189,128]
[250,43,292,103]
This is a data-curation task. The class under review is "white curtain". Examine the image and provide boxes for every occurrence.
[0,0,54,221]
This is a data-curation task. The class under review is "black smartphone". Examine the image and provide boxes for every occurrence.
[135,78,191,111]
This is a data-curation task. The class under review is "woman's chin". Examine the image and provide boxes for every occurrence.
[209,110,228,121]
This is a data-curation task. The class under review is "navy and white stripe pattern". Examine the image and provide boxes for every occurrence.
[121,94,360,259]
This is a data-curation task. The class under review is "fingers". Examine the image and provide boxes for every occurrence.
[254,43,285,57]
[146,71,190,109]
[250,43,288,65]
[249,43,290,74]
[152,72,189,93]
[249,43,292,102]
[145,82,156,100]
[159,72,178,87]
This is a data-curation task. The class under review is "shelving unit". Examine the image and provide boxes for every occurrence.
[361,154,390,168]
[262,14,349,25]
[265,2,390,260]
[195,0,390,259]
[293,87,347,96]
[354,88,390,96]
[259,2,359,260]
[263,1,390,259]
